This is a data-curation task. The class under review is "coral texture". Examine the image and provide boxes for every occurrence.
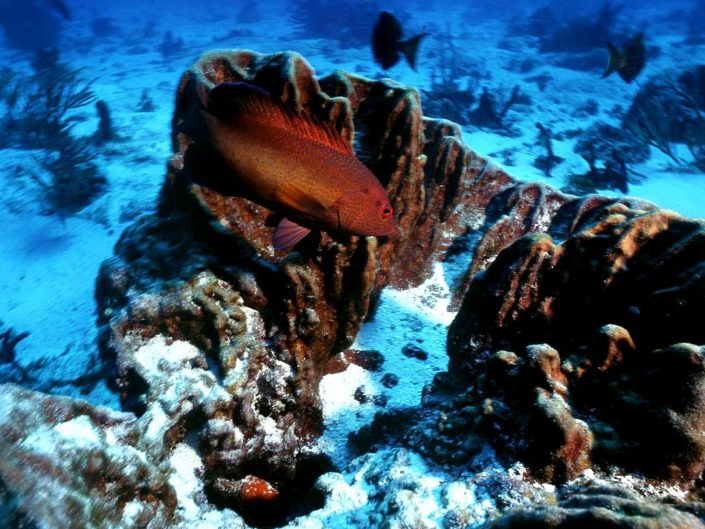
[444,201,705,483]
[96,49,490,522]
[0,339,252,528]
[0,44,703,527]
[481,481,705,529]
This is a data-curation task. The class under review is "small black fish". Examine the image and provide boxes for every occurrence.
[602,32,646,83]
[372,11,427,70]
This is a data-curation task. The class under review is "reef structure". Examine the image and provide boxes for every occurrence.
[1,48,704,529]
[91,49,505,524]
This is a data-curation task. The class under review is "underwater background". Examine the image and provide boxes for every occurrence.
[1,0,705,527]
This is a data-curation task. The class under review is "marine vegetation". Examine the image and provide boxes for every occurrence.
[2,58,95,149]
[138,89,156,112]
[469,85,525,133]
[510,2,624,75]
[29,135,108,216]
[0,321,29,365]
[1,54,108,216]
[159,30,185,60]
[94,100,116,145]
[533,123,563,177]
[421,26,480,124]
[565,123,649,194]
[623,64,705,168]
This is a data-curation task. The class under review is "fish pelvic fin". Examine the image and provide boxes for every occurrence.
[602,42,625,79]
[400,33,428,71]
[273,218,312,250]
[205,82,352,155]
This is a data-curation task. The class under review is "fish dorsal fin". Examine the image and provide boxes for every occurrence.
[206,82,352,155]
[273,218,312,250]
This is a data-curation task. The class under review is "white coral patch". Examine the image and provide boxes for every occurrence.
[242,305,266,341]
[260,416,284,451]
[53,416,102,447]
[134,335,200,377]
[143,403,169,443]
[319,364,372,420]
[169,443,205,520]
[383,262,456,326]
[121,500,149,527]
[24,415,102,453]
[316,472,367,513]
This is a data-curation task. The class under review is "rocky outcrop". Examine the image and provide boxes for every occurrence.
[442,204,705,483]
[450,186,656,309]
[5,45,704,528]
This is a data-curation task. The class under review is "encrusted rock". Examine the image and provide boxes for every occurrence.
[449,208,705,369]
[0,340,252,528]
[442,205,705,483]
[481,481,705,529]
[450,187,656,309]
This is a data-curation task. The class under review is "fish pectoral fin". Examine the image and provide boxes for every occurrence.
[274,182,330,216]
[273,218,312,251]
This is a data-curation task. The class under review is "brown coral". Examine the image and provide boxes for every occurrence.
[444,204,705,483]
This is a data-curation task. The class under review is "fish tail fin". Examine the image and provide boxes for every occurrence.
[602,43,624,78]
[400,33,428,71]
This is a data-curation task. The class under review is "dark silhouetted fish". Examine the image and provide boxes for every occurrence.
[195,82,398,250]
[602,32,646,83]
[372,11,427,70]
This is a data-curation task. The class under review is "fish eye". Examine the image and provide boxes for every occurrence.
[380,205,393,219]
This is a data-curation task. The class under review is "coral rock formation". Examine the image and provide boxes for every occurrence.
[357,191,705,506]
[95,49,489,522]
[0,340,253,527]
[444,203,705,483]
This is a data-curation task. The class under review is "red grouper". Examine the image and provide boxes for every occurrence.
[194,81,399,250]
